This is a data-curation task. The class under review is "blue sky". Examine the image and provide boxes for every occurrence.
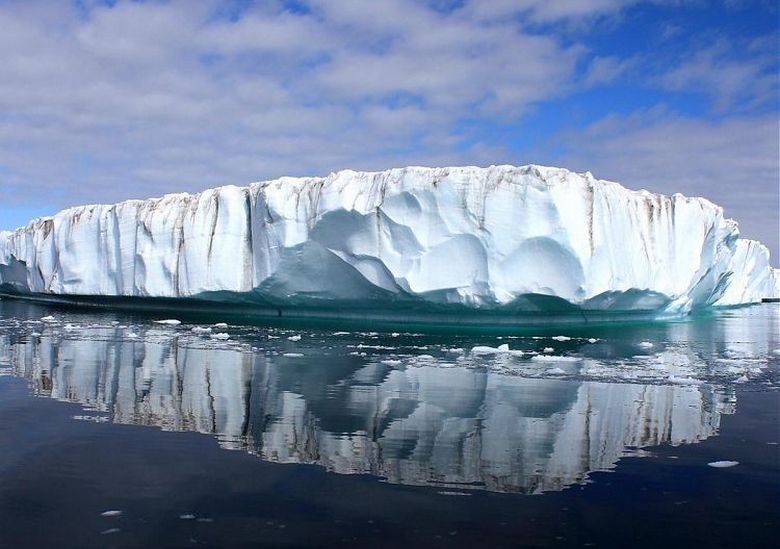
[0,0,778,261]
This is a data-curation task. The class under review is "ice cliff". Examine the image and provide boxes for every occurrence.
[1,165,777,318]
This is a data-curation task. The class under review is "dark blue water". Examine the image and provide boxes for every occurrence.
[0,298,778,547]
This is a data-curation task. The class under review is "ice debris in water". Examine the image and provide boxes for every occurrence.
[153,319,181,325]
[40,315,56,322]
[213,322,228,329]
[707,461,739,468]
[209,332,230,340]
[547,367,566,375]
[191,326,212,334]
[283,352,304,358]
[552,336,571,342]
[100,510,123,517]
[587,338,598,343]
[543,347,554,354]
[287,335,302,341]
[638,341,654,349]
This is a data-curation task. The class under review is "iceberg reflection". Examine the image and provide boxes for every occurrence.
[2,330,738,494]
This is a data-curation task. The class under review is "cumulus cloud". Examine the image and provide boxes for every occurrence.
[0,0,580,208]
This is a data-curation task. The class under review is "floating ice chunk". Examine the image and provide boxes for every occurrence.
[283,352,304,357]
[497,344,509,352]
[772,349,780,355]
[100,528,121,535]
[543,347,554,354]
[179,514,195,520]
[668,375,704,385]
[547,367,566,375]
[100,510,123,517]
[380,359,402,366]
[213,322,228,329]
[287,335,302,341]
[153,319,181,325]
[707,461,739,468]
[532,355,580,362]
[552,336,571,342]
[30,332,41,337]
[638,341,654,349]
[332,332,350,336]
[209,332,230,340]
[191,326,212,334]
[417,354,435,360]
[64,323,77,331]
[471,345,501,355]
[734,375,749,383]
[126,332,138,338]
[587,338,598,343]
[40,315,56,322]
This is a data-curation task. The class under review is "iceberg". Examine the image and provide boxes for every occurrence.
[0,165,777,323]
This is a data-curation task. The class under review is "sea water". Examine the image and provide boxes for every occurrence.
[0,298,777,547]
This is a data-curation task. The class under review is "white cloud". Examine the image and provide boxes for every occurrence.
[0,0,581,212]
[548,109,780,259]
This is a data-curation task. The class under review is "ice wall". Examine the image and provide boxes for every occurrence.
[1,165,777,315]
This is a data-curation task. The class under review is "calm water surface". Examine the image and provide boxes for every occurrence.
[0,299,778,547]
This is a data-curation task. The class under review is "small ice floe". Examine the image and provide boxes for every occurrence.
[100,528,121,535]
[552,336,571,342]
[287,335,302,341]
[213,322,228,329]
[587,338,598,343]
[707,460,739,468]
[179,514,196,520]
[734,375,749,383]
[390,332,400,337]
[64,323,78,331]
[416,354,435,361]
[668,375,704,385]
[283,352,304,358]
[543,347,554,354]
[471,345,501,356]
[40,315,57,322]
[30,332,41,337]
[380,359,402,366]
[772,349,780,356]
[209,333,230,340]
[126,332,138,338]
[532,355,580,362]
[471,344,523,356]
[191,326,212,334]
[153,319,181,326]
[638,341,654,349]
[547,367,566,375]
[332,331,350,336]
[110,321,119,326]
[100,510,123,517]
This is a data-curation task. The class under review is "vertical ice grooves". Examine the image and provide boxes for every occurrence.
[0,164,777,313]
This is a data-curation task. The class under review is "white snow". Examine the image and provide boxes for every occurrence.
[209,332,230,340]
[1,165,777,315]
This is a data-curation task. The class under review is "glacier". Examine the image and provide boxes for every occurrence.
[0,164,777,323]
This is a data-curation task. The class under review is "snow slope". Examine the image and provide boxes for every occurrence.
[1,165,777,317]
